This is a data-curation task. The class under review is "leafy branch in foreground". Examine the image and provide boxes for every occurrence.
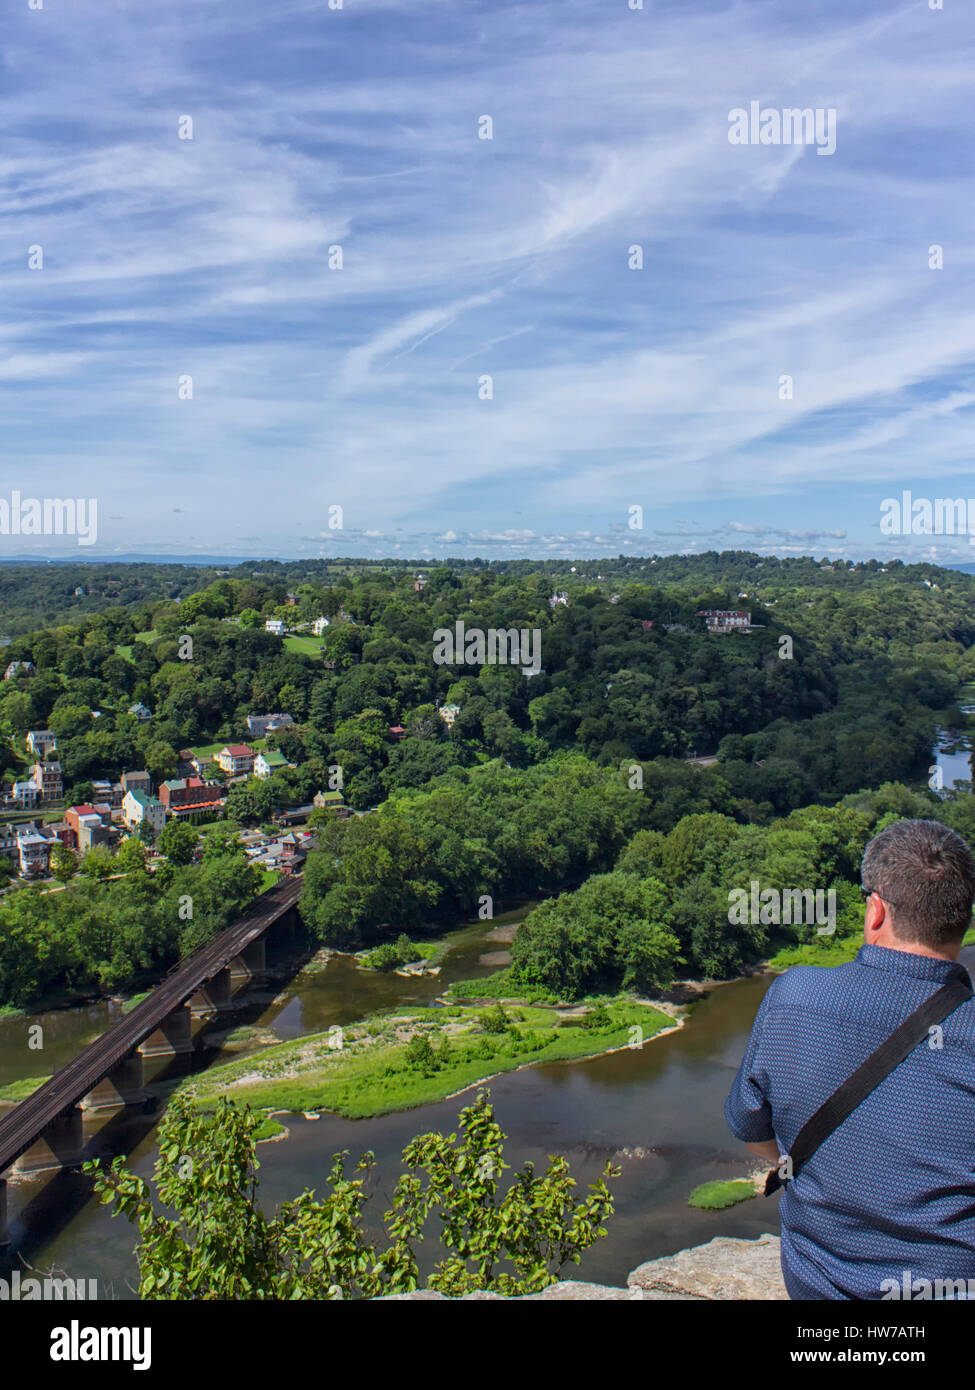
[85,1089,619,1299]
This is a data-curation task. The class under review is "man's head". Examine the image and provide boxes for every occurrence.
[861,818,975,957]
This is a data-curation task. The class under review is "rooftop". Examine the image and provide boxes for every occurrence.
[126,789,160,810]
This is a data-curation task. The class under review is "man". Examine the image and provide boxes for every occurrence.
[725,818,975,1299]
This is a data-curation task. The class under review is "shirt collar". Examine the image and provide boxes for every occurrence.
[856,942,973,990]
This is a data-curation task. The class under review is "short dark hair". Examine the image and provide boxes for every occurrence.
[861,819,975,949]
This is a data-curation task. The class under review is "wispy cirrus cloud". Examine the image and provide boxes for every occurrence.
[0,0,971,562]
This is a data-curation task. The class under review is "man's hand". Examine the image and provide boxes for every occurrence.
[745,1139,781,1164]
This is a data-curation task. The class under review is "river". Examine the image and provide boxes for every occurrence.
[11,863,975,1295]
[0,903,789,1296]
[5,729,975,1295]
[934,723,973,796]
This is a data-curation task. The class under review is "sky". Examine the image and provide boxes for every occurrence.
[1,0,974,564]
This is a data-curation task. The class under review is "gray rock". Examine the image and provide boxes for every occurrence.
[628,1233,786,1300]
[374,1234,786,1300]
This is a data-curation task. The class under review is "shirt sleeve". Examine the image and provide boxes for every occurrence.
[724,980,777,1144]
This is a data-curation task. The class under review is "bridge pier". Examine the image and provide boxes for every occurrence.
[229,938,266,983]
[80,1052,146,1112]
[137,1003,194,1058]
[189,967,234,1017]
[11,1105,84,1176]
[0,1178,8,1247]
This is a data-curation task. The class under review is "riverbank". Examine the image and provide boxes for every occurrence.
[175,994,677,1119]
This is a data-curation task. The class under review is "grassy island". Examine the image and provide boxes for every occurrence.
[176,994,676,1119]
[688,1179,757,1210]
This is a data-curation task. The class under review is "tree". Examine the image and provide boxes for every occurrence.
[81,843,115,880]
[144,740,178,783]
[158,820,199,866]
[86,1090,618,1299]
[510,872,682,998]
[50,842,79,884]
[48,703,94,740]
[116,836,147,874]
[224,778,277,826]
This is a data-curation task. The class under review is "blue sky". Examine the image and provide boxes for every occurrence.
[1,0,974,563]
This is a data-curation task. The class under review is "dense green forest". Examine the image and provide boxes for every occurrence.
[0,551,973,1008]
[1,552,971,808]
[0,826,261,1009]
[299,758,975,995]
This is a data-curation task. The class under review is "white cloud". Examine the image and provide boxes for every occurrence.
[0,0,971,558]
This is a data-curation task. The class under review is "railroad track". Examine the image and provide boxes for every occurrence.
[0,874,303,1175]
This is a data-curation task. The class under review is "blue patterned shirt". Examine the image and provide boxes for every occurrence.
[725,943,975,1299]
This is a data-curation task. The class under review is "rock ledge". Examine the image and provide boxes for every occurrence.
[378,1234,786,1300]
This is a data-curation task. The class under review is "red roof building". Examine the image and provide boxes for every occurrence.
[159,777,227,816]
[216,744,255,774]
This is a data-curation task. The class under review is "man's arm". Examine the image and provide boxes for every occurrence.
[724,983,779,1154]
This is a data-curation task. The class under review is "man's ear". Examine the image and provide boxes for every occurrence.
[864,893,887,938]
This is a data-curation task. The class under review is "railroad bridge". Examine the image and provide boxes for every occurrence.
[0,874,304,1245]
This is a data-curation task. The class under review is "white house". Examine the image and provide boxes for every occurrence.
[695,609,752,633]
[245,713,293,738]
[122,789,165,834]
[312,616,331,636]
[216,743,255,776]
[255,750,291,779]
[265,619,285,636]
[17,824,53,878]
[11,780,39,808]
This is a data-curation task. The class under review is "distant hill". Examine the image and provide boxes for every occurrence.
[0,553,259,566]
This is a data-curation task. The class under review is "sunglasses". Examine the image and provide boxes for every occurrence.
[860,884,903,909]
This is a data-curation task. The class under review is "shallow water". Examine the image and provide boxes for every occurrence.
[1,907,789,1294]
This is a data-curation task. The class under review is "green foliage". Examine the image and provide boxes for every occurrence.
[404,1033,438,1073]
[362,933,421,972]
[0,828,264,1009]
[80,843,115,880]
[50,842,79,884]
[581,1003,612,1030]
[479,1004,511,1034]
[158,820,199,866]
[510,872,683,999]
[447,968,559,1004]
[253,1117,287,1142]
[116,836,147,874]
[687,1180,756,1210]
[86,1090,618,1298]
[2,553,971,1007]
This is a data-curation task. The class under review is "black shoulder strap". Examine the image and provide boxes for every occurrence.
[765,980,972,1196]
